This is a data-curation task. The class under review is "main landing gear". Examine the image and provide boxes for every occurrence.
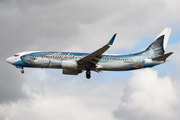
[86,69,91,79]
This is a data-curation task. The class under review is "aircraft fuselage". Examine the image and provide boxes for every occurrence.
[7,51,163,71]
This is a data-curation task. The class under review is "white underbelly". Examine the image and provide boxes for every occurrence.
[98,61,131,71]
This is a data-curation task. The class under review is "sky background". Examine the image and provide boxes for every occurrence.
[1,0,180,120]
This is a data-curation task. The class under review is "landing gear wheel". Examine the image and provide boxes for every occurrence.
[86,74,91,79]
[21,70,24,74]
[86,70,91,79]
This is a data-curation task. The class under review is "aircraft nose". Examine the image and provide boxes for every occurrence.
[6,57,13,64]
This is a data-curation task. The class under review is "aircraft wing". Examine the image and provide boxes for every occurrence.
[78,34,117,68]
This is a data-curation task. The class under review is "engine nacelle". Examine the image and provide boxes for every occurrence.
[62,69,82,75]
[61,60,78,69]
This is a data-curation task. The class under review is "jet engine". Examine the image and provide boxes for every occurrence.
[61,61,78,69]
[62,69,82,75]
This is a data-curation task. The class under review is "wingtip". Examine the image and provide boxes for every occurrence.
[108,33,117,45]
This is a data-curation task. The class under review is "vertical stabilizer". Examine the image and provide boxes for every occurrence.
[145,28,171,57]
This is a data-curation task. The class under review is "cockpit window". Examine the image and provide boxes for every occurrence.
[14,55,19,57]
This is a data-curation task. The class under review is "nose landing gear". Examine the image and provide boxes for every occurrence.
[86,69,91,79]
[21,69,24,74]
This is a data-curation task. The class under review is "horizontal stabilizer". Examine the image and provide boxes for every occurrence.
[152,52,173,61]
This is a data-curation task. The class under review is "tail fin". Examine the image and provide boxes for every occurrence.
[145,28,171,58]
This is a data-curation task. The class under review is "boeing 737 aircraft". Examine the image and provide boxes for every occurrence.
[6,28,173,79]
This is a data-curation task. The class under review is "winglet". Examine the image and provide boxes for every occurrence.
[108,34,117,45]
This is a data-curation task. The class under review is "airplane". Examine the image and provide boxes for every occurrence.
[6,28,173,79]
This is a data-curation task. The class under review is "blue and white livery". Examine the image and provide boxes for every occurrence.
[6,28,173,79]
